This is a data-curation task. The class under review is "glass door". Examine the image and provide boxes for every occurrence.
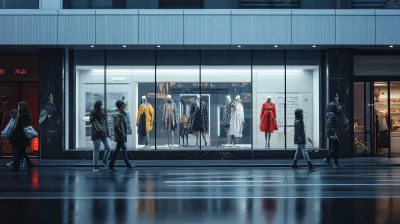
[373,82,389,157]
[389,82,400,157]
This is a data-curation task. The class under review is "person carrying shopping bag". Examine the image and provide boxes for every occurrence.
[2,109,26,168]
[9,102,35,172]
[90,101,111,172]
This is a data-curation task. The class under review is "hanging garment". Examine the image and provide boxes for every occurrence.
[136,103,154,134]
[162,101,178,131]
[379,130,389,148]
[180,114,189,137]
[189,101,209,133]
[221,102,233,128]
[259,102,278,133]
[228,102,244,138]
[378,114,388,131]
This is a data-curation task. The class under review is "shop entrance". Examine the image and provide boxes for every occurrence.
[353,81,400,158]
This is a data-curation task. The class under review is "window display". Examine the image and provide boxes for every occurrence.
[65,50,322,151]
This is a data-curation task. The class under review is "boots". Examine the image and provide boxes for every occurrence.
[307,161,316,171]
[292,160,300,169]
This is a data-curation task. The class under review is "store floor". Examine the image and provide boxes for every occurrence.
[1,166,400,223]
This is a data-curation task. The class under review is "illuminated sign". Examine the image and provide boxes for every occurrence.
[15,69,27,75]
[0,69,4,75]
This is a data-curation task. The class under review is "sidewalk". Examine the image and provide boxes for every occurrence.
[1,158,400,167]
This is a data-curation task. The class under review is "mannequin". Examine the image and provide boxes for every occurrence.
[222,95,233,145]
[163,95,178,148]
[260,96,278,148]
[136,96,154,149]
[189,94,208,149]
[228,95,244,148]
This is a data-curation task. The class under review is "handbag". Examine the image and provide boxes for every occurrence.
[23,125,39,140]
[1,119,16,140]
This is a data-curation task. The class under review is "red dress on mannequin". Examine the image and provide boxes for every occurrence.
[260,102,278,133]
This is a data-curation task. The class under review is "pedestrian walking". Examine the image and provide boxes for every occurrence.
[108,100,133,171]
[292,109,315,171]
[9,102,34,172]
[2,109,26,168]
[324,102,343,168]
[90,101,111,172]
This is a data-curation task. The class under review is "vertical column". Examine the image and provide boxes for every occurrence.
[326,49,354,158]
[38,49,64,159]
[39,0,62,9]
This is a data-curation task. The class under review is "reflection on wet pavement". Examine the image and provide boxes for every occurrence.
[1,167,400,223]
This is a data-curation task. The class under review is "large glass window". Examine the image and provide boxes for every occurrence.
[200,51,252,149]
[252,51,285,149]
[1,0,38,9]
[65,50,323,151]
[286,51,320,149]
[156,51,200,149]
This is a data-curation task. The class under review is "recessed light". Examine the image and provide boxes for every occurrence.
[90,45,94,48]
[274,45,278,48]
[238,45,241,48]
[312,45,316,48]
[390,45,394,48]
[122,45,127,48]
[157,45,161,48]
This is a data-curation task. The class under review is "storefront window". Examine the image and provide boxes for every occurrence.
[252,51,285,149]
[156,51,200,149]
[286,51,320,149]
[201,51,252,149]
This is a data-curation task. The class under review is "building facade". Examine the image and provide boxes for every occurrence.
[0,0,399,159]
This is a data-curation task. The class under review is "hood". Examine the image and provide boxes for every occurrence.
[295,109,303,119]
[327,102,337,113]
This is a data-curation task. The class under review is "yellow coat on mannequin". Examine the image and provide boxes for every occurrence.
[136,104,154,132]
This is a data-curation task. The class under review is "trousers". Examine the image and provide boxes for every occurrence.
[327,138,339,165]
[293,144,310,162]
[13,146,33,169]
[108,141,131,168]
[92,137,111,165]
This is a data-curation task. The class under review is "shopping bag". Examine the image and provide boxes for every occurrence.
[23,126,39,140]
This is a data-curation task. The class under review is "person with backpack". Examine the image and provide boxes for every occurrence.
[2,109,26,168]
[90,101,111,172]
[292,109,315,171]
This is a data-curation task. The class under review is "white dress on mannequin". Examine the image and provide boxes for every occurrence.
[228,102,244,138]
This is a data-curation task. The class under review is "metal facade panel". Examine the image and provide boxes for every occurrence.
[184,13,231,45]
[58,14,96,45]
[96,14,139,45]
[376,16,400,45]
[232,14,291,45]
[292,15,335,45]
[336,16,375,45]
[0,15,57,45]
[139,13,183,45]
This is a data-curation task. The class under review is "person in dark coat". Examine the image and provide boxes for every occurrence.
[9,102,34,172]
[324,102,342,168]
[292,109,315,170]
[108,100,133,171]
[90,100,111,172]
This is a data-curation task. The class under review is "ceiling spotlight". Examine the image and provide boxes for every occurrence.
[312,45,316,48]
[274,45,278,48]
[238,45,241,48]
[157,45,161,48]
[390,45,394,48]
[122,45,127,48]
[90,45,94,48]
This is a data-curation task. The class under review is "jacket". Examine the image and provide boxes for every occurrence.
[90,109,109,140]
[326,102,339,138]
[11,110,32,148]
[294,109,306,145]
[136,103,154,132]
[113,109,127,142]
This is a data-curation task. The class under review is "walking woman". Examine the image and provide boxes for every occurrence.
[90,101,111,172]
[9,102,34,172]
[108,100,133,171]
